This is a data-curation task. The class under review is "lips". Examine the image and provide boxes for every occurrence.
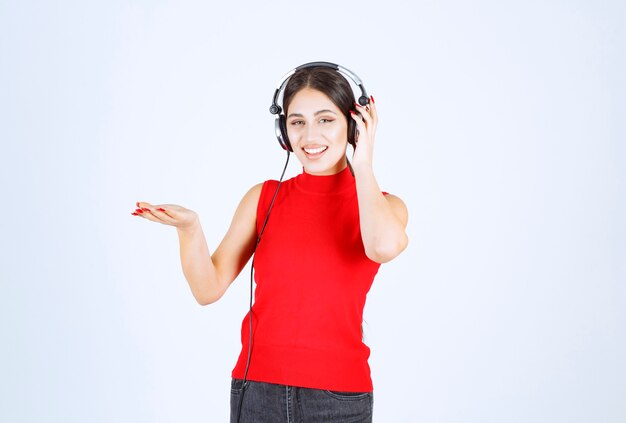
[302,145,328,159]
[303,146,328,154]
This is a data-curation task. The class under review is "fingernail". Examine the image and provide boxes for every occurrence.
[131,212,139,216]
[350,110,356,115]
[136,202,140,208]
[135,209,144,213]
[141,208,150,211]
[370,95,375,103]
[354,101,360,107]
[157,207,166,212]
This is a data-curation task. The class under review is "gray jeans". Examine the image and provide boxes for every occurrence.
[230,378,373,423]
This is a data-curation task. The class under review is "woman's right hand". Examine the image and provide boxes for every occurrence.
[132,201,199,231]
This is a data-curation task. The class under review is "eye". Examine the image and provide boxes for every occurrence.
[290,120,304,126]
[320,118,334,123]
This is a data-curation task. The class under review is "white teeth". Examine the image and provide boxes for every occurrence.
[303,146,328,154]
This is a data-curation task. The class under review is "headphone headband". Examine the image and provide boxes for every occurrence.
[269,61,369,115]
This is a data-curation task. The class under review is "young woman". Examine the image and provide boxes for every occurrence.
[132,63,408,422]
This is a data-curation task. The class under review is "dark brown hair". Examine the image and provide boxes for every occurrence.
[282,66,357,148]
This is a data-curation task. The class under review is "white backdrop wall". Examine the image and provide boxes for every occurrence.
[1,0,624,422]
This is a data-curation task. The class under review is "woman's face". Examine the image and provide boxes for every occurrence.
[285,87,348,175]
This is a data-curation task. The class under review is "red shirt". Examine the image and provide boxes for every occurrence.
[231,165,385,392]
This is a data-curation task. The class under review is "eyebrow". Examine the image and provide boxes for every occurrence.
[287,109,338,119]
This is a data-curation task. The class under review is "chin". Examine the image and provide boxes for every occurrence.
[301,157,346,175]
[304,164,332,175]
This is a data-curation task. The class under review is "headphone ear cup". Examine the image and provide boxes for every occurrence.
[347,115,357,148]
[276,115,293,151]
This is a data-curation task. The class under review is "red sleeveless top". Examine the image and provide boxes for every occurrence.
[231,165,386,392]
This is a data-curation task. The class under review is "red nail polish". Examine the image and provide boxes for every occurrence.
[141,208,150,211]
[157,207,166,212]
[135,209,144,213]
[370,95,375,104]
[136,202,140,208]
[354,101,360,107]
[132,212,139,216]
[350,110,356,115]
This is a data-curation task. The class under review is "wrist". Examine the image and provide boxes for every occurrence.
[177,216,201,235]
[351,160,374,175]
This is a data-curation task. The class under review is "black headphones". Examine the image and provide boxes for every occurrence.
[269,61,370,152]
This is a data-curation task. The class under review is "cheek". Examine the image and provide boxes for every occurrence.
[326,122,348,141]
[286,125,301,144]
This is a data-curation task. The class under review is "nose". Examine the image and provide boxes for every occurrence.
[304,123,321,142]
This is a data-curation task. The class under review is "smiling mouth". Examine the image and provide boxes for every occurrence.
[303,146,328,155]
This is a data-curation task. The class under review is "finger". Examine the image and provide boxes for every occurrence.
[367,95,377,121]
[132,201,152,218]
[131,206,164,223]
[133,201,157,218]
[135,201,157,214]
[136,201,172,216]
[359,96,378,126]
[133,201,175,222]
[353,102,373,128]
[350,110,367,138]
[153,207,175,220]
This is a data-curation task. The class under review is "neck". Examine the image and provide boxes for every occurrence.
[303,156,348,176]
[296,163,354,194]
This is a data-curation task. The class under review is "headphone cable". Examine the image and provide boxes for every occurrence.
[236,150,291,423]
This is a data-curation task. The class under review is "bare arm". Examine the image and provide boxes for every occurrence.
[135,183,262,305]
[349,96,409,263]
[353,164,409,263]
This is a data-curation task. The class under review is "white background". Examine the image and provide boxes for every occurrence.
[1,0,624,421]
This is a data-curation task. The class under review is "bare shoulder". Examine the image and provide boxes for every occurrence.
[239,182,264,207]
[384,193,409,227]
[245,182,264,197]
[224,182,264,227]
